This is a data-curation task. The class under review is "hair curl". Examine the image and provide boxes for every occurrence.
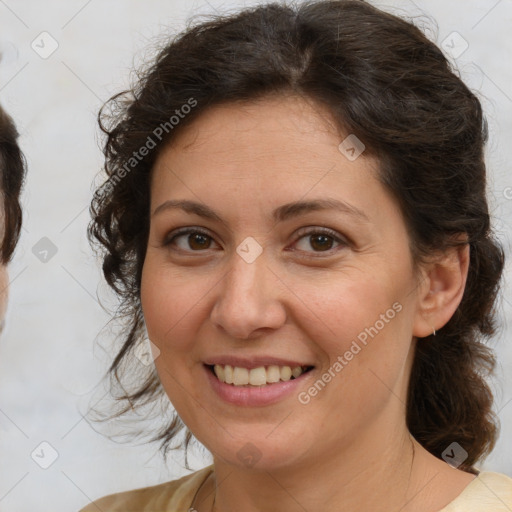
[88,0,505,471]
[0,103,25,263]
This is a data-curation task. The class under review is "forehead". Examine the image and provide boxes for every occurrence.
[149,95,405,230]
[152,94,380,190]
[165,94,344,158]
[148,95,409,251]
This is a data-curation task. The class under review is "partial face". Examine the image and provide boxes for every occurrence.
[0,210,8,331]
[0,265,7,332]
[141,95,423,470]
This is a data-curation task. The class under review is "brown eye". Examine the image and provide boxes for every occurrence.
[187,232,212,250]
[308,234,335,251]
[163,228,219,252]
[293,227,347,255]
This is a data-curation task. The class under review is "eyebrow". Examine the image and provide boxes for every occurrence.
[152,198,370,224]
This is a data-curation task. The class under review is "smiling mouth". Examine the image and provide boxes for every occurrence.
[207,364,314,387]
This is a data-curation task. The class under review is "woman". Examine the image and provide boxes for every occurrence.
[0,103,25,332]
[83,1,512,510]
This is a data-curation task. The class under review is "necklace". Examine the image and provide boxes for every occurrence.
[190,470,216,512]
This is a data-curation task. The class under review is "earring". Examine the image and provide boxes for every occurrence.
[432,326,436,336]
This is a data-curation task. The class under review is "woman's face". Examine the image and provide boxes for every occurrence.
[141,95,426,470]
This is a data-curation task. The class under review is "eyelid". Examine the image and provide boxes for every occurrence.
[162,226,218,248]
[293,225,347,242]
[163,226,210,241]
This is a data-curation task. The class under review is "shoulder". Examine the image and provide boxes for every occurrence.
[79,464,214,512]
[440,471,512,511]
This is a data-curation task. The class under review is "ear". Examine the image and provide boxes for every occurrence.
[412,239,470,338]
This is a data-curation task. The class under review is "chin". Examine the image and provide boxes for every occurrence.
[199,428,311,471]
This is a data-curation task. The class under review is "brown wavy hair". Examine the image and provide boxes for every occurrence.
[88,0,505,471]
[0,104,25,263]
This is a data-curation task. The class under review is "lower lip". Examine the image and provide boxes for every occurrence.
[204,364,313,407]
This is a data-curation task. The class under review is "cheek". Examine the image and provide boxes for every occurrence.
[140,260,213,352]
[294,269,415,405]
[141,263,207,406]
[294,271,404,349]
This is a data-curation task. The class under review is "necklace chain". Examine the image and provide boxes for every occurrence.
[190,470,216,512]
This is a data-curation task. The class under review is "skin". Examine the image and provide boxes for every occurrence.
[0,265,7,333]
[0,208,8,332]
[141,94,475,512]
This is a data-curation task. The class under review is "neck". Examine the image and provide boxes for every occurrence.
[209,421,429,512]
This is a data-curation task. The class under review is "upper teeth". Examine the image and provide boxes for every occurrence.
[213,364,307,386]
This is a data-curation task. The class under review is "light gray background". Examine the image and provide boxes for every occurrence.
[0,0,511,510]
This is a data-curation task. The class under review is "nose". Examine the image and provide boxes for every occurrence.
[209,248,287,340]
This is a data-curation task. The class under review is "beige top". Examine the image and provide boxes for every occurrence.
[80,465,512,511]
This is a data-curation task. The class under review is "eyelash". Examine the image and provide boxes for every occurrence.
[162,226,348,257]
